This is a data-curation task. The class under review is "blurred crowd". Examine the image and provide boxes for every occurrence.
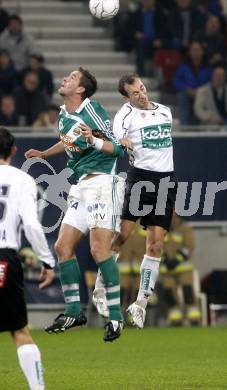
[113,0,227,125]
[0,11,58,129]
[0,1,226,126]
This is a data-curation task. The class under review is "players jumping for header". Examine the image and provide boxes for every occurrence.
[25,67,125,342]
[93,74,178,328]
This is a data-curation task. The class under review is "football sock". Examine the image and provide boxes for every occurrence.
[17,344,44,390]
[98,256,121,321]
[94,269,105,294]
[94,252,118,294]
[59,258,81,316]
[137,255,161,309]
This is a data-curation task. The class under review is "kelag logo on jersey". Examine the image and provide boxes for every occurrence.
[140,124,172,149]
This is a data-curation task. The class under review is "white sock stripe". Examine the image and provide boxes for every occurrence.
[107,298,120,306]
[106,285,120,293]
[144,255,161,263]
[62,283,79,292]
[65,296,80,303]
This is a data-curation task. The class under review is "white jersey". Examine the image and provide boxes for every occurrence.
[0,165,55,268]
[113,102,174,172]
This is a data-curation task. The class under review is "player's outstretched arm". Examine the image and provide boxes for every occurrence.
[25,141,65,159]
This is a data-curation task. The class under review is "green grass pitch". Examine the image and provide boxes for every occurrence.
[0,327,227,390]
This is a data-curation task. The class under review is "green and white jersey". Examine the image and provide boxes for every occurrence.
[113,102,174,172]
[58,98,123,181]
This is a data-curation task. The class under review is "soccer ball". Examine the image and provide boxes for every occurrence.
[89,0,119,20]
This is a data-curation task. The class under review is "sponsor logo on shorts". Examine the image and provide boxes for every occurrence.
[87,203,107,222]
[87,203,106,212]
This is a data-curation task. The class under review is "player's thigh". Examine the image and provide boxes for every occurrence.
[63,184,89,235]
[82,175,125,232]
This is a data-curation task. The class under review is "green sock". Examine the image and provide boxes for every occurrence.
[98,256,121,321]
[59,258,81,316]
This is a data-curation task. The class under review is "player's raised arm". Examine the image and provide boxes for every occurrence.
[79,122,123,156]
[25,141,65,160]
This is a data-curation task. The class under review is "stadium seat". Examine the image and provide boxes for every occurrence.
[154,49,182,88]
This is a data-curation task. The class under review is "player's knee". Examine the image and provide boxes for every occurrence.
[147,240,164,257]
[90,240,109,261]
[54,240,74,261]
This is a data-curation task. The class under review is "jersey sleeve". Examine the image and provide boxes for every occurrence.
[85,100,124,157]
[18,175,55,268]
[113,104,132,140]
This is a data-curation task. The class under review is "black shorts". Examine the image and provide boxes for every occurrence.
[0,249,27,332]
[121,166,178,231]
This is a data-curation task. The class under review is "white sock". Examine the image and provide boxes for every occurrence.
[136,255,161,309]
[94,269,105,294]
[94,252,118,294]
[17,344,45,390]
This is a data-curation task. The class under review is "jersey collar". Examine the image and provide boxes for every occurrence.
[60,98,90,114]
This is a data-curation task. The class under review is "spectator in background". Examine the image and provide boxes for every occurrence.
[173,41,212,124]
[0,15,35,70]
[0,49,17,97]
[13,71,47,126]
[160,213,201,326]
[156,0,176,12]
[209,0,227,19]
[19,53,54,102]
[0,95,19,126]
[0,1,9,33]
[33,104,59,131]
[133,0,169,76]
[194,14,225,66]
[167,0,206,53]
[194,65,227,125]
[113,0,138,52]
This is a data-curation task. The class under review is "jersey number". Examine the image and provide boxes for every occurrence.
[0,185,10,222]
[0,201,6,222]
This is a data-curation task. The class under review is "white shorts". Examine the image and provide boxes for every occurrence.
[62,174,125,234]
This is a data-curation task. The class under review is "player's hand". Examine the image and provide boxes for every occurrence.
[25,149,44,159]
[39,266,55,289]
[79,123,93,144]
[119,137,133,151]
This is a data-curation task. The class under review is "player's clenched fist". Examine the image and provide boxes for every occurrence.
[79,123,93,144]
